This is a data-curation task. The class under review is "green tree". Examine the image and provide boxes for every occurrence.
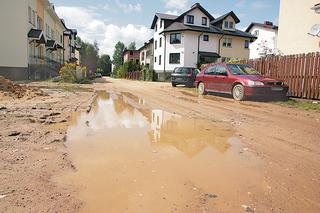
[77,38,99,75]
[127,41,136,50]
[97,54,112,76]
[112,41,125,71]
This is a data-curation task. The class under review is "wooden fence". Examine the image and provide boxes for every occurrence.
[125,71,140,80]
[239,52,320,99]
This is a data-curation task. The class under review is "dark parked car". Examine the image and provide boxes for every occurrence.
[171,67,200,87]
[95,73,102,78]
[194,63,289,101]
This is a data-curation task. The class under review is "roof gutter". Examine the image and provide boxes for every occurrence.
[218,32,225,57]
[197,32,204,66]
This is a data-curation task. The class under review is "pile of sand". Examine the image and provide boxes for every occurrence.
[0,76,45,98]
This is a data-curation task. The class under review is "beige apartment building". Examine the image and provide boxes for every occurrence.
[0,0,80,80]
[277,0,320,55]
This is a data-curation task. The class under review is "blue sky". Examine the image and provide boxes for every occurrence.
[53,0,280,56]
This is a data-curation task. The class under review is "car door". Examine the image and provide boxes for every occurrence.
[203,66,216,90]
[214,65,232,93]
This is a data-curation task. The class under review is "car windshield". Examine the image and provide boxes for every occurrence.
[174,67,194,74]
[227,64,260,75]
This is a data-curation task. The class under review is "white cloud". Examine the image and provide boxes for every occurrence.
[116,1,142,13]
[165,10,179,15]
[164,0,189,11]
[55,6,152,57]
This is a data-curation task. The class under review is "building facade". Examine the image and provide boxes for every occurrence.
[123,50,140,64]
[150,3,256,80]
[0,0,79,81]
[277,0,320,55]
[139,39,154,69]
[246,22,278,59]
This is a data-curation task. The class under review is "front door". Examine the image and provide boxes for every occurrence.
[203,66,216,90]
[213,65,232,93]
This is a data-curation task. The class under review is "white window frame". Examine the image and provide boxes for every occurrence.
[223,38,232,48]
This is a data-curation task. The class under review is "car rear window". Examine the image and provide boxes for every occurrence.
[174,67,194,74]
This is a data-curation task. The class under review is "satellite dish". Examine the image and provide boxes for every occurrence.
[309,24,320,36]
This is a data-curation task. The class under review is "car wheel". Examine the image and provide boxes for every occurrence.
[232,84,245,101]
[172,83,177,87]
[198,82,206,95]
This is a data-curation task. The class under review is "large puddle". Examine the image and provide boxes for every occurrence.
[56,91,265,212]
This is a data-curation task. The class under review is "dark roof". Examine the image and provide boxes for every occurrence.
[122,49,140,56]
[138,38,154,51]
[162,22,256,39]
[199,51,220,58]
[151,13,178,29]
[245,22,278,32]
[27,29,46,44]
[176,3,215,22]
[211,11,240,25]
[46,40,57,49]
[56,43,64,49]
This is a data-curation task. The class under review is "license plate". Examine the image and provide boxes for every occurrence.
[271,87,283,91]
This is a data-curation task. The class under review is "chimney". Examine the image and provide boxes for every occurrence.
[264,21,273,26]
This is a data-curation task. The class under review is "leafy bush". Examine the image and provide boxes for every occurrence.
[140,65,153,81]
[59,63,91,84]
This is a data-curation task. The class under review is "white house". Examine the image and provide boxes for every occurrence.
[150,3,256,80]
[245,22,278,59]
[139,38,154,69]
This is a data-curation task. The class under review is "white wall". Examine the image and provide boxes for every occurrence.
[0,0,29,67]
[183,32,219,67]
[184,8,210,28]
[249,26,278,59]
[278,0,319,54]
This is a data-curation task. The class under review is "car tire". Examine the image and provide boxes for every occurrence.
[172,83,177,87]
[232,84,245,101]
[198,82,206,95]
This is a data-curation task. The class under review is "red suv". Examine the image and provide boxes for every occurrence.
[194,63,289,101]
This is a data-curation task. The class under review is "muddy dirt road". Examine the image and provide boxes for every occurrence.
[1,78,320,213]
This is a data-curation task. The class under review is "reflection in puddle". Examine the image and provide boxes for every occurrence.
[57,91,264,213]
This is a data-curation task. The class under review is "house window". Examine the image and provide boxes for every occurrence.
[154,56,157,63]
[224,21,234,29]
[32,10,36,26]
[187,15,194,24]
[37,16,43,30]
[170,33,181,44]
[224,21,228,28]
[28,6,32,24]
[159,55,161,65]
[155,40,157,49]
[159,37,162,47]
[169,53,180,64]
[223,38,232,47]
[160,20,163,28]
[244,40,250,49]
[202,17,207,26]
[203,35,209,42]
[130,51,133,55]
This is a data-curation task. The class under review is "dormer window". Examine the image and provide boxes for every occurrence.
[224,21,235,29]
[202,17,207,26]
[187,15,194,24]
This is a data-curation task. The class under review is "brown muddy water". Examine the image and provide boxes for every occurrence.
[55,91,265,213]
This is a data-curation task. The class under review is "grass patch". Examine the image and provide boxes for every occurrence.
[277,99,320,111]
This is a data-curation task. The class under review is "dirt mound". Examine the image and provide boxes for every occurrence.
[0,76,45,98]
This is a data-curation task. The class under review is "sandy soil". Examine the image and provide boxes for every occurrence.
[1,77,320,213]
